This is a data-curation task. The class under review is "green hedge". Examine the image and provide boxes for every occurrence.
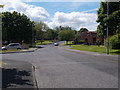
[109,34,120,49]
[73,40,84,44]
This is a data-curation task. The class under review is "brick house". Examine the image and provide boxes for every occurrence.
[79,31,103,45]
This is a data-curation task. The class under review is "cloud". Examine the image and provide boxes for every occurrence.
[47,11,98,31]
[0,1,49,21]
[81,8,98,13]
[0,1,98,31]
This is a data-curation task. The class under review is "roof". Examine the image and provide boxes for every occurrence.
[82,31,97,34]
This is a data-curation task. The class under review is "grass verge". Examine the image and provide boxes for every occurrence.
[36,41,53,45]
[0,49,29,53]
[66,44,120,55]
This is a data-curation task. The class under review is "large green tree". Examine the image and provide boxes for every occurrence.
[58,30,75,44]
[45,29,58,40]
[79,28,88,33]
[2,11,34,44]
[96,2,120,37]
[34,21,49,43]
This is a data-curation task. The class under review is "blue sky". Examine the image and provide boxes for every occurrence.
[26,2,99,16]
[1,1,100,31]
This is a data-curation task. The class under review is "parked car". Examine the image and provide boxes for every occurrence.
[35,45,43,48]
[54,42,59,46]
[1,43,22,50]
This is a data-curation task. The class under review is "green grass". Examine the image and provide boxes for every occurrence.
[0,49,22,52]
[66,44,120,55]
[64,41,73,45]
[36,41,53,45]
[0,49,30,53]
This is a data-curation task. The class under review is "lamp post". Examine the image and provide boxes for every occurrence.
[106,1,109,54]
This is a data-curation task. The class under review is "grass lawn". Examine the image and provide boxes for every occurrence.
[0,49,21,52]
[66,44,120,55]
[0,49,29,53]
[36,40,53,45]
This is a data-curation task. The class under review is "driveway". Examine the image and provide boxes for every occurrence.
[2,44,118,88]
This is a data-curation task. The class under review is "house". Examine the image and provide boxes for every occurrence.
[79,31,103,45]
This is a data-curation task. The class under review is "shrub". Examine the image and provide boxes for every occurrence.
[109,34,120,49]
[73,40,84,44]
[96,40,101,46]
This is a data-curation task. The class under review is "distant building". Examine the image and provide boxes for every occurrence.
[79,31,103,45]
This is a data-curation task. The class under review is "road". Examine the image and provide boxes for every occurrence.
[2,44,118,88]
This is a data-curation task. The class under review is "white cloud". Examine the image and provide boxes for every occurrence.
[81,8,98,13]
[0,1,49,21]
[47,12,98,31]
[0,1,98,31]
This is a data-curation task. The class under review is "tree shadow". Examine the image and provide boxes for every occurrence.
[2,68,34,88]
[110,50,120,55]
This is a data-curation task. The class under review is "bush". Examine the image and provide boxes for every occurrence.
[109,34,120,49]
[96,40,101,46]
[73,40,84,44]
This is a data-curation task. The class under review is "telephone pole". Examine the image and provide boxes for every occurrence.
[106,1,109,54]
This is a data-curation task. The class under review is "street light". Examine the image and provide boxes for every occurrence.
[106,1,109,54]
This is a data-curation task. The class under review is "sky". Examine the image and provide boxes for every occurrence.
[0,1,101,31]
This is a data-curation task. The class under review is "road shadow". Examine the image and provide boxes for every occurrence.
[2,68,33,88]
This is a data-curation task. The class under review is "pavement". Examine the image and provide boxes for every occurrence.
[1,59,38,90]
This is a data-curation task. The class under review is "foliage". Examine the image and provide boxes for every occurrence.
[96,2,120,37]
[73,40,84,45]
[34,21,49,43]
[36,40,52,45]
[44,29,58,40]
[2,11,34,44]
[79,28,88,33]
[58,30,75,42]
[55,26,72,31]
[96,39,101,46]
[0,5,4,8]
[109,34,120,49]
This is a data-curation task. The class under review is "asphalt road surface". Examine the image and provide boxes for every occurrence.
[2,43,118,88]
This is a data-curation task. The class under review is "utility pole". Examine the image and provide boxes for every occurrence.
[0,5,4,48]
[32,24,34,47]
[106,1,109,54]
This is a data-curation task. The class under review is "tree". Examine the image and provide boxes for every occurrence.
[0,5,4,8]
[96,2,120,37]
[73,28,88,44]
[79,28,88,33]
[58,30,75,44]
[34,21,49,43]
[55,26,72,31]
[45,29,58,40]
[2,11,34,44]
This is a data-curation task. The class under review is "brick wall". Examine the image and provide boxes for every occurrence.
[79,31,103,45]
